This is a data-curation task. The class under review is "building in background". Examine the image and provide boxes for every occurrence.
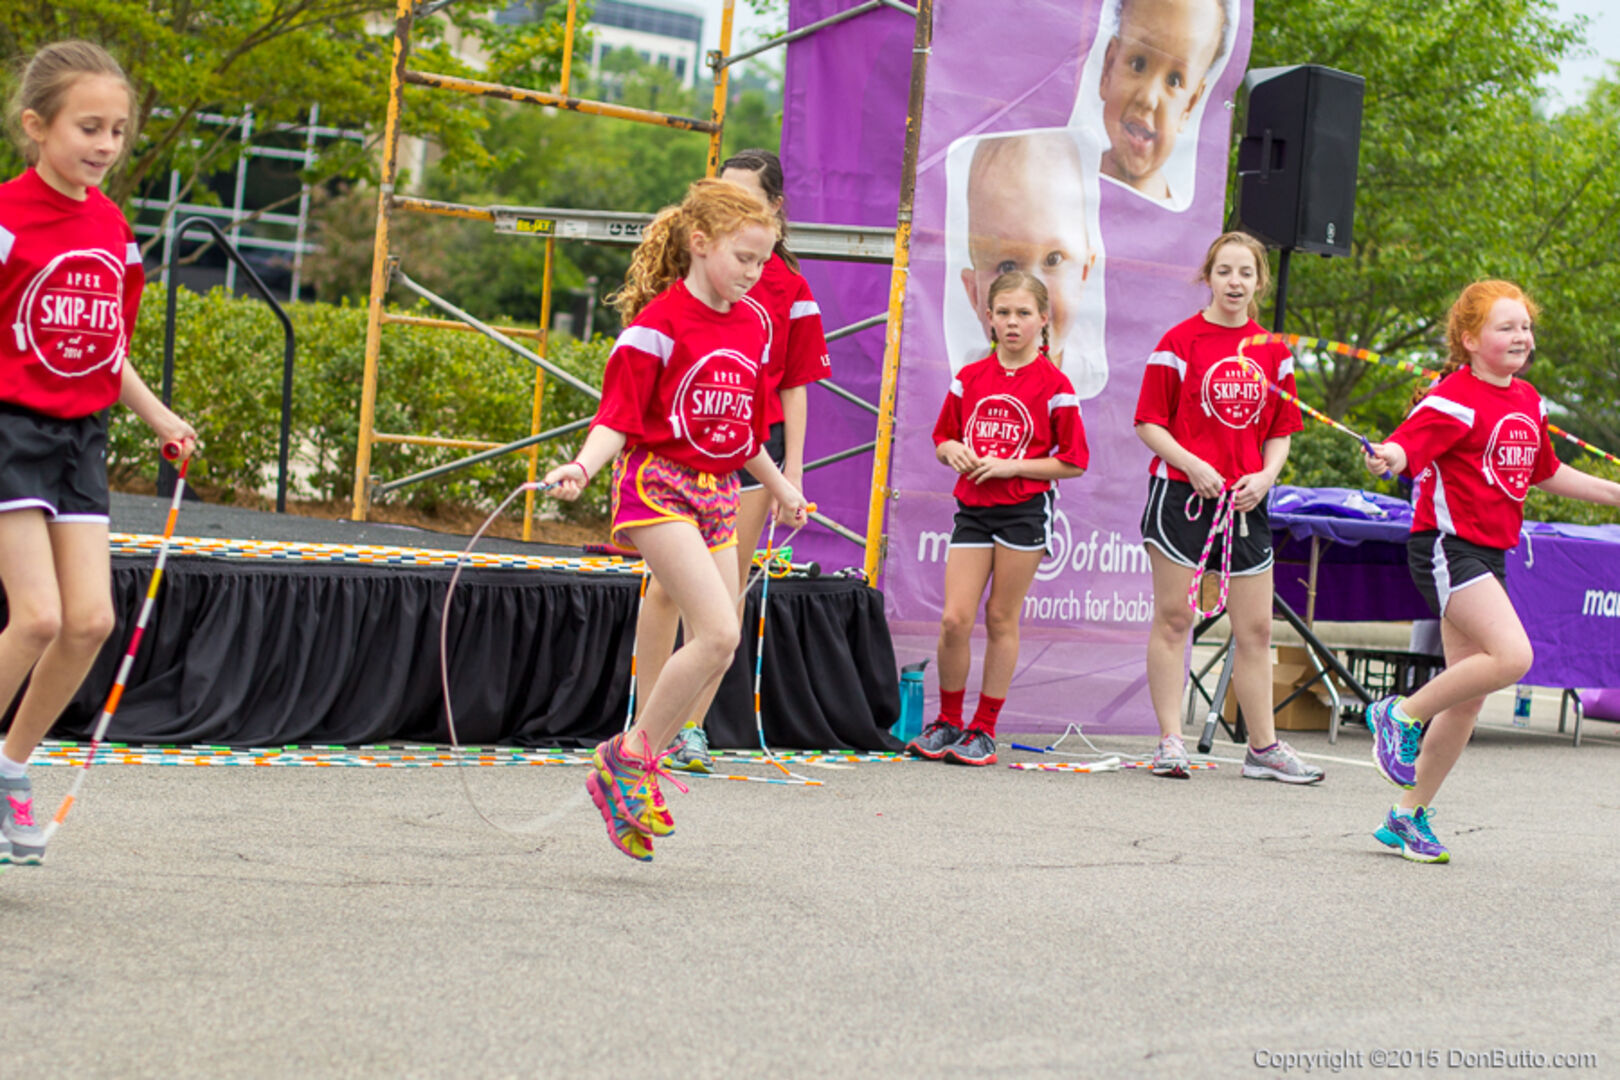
[498,0,705,88]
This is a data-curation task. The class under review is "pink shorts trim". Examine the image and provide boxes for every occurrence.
[609,447,740,552]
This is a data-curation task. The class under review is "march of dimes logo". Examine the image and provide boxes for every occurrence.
[1483,412,1540,502]
[14,250,128,378]
[1200,356,1265,428]
[671,349,760,459]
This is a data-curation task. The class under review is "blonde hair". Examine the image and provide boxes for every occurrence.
[1411,280,1540,408]
[609,178,779,322]
[985,270,1052,354]
[6,40,136,167]
[1197,230,1271,322]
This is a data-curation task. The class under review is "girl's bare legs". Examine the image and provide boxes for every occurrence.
[1404,581,1531,811]
[1145,548,1197,739]
[979,545,1044,699]
[0,517,115,764]
[1224,568,1276,749]
[937,546,994,695]
[620,521,741,757]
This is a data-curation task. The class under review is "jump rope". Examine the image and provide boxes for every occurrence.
[44,443,188,846]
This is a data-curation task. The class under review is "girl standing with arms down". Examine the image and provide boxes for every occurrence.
[907,271,1089,765]
[0,41,195,865]
[638,150,831,773]
[1363,280,1620,863]
[1133,231,1321,784]
[544,180,808,862]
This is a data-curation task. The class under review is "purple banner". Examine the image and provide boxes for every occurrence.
[782,0,1253,732]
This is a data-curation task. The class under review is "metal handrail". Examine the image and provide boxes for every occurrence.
[160,216,295,512]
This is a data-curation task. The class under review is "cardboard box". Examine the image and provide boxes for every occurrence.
[1220,644,1333,731]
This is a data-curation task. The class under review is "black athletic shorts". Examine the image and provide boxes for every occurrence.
[950,491,1054,553]
[0,403,110,523]
[1406,529,1507,617]
[1139,474,1273,576]
[736,422,787,492]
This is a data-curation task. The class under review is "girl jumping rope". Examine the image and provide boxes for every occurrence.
[1133,231,1322,783]
[0,41,196,864]
[1363,280,1620,863]
[543,179,809,862]
[907,271,1089,766]
[635,150,831,773]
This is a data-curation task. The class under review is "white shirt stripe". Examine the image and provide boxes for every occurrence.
[1146,350,1186,378]
[1278,356,1295,379]
[125,242,141,265]
[1415,394,1475,427]
[1048,392,1079,412]
[1431,466,1455,535]
[614,325,676,365]
[789,300,820,320]
[949,378,964,398]
[0,225,13,264]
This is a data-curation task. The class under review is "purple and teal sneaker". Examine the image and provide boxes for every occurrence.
[1377,804,1449,863]
[1366,696,1421,788]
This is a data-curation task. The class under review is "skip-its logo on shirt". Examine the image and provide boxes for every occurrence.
[13,250,128,378]
[1200,357,1266,430]
[964,394,1033,461]
[1483,412,1540,502]
[671,348,759,459]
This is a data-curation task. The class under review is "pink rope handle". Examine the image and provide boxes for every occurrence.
[1186,487,1236,619]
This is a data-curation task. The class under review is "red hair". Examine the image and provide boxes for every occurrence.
[1412,280,1540,408]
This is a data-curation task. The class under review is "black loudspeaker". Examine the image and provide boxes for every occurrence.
[1234,64,1364,256]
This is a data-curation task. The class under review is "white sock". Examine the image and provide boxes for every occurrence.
[0,754,28,779]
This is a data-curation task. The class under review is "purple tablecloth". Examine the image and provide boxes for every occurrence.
[1268,487,1620,686]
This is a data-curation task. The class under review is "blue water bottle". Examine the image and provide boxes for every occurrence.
[894,660,928,743]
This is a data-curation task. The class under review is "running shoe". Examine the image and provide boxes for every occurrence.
[1150,734,1190,779]
[906,721,963,760]
[943,728,998,766]
[1366,696,1421,788]
[668,726,713,774]
[0,775,46,866]
[639,745,689,839]
[1242,741,1325,784]
[1377,804,1449,863]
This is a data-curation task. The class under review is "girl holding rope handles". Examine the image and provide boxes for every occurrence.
[543,179,809,862]
[0,41,195,865]
[1133,231,1321,783]
[636,150,831,774]
[907,271,1089,766]
[1362,280,1620,863]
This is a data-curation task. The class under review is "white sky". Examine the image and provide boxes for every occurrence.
[691,0,1617,105]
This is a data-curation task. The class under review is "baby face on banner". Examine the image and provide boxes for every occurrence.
[960,131,1096,378]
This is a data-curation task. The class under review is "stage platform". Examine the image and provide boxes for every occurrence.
[14,494,902,752]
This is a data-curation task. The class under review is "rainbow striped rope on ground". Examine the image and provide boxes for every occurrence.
[107,534,648,573]
[1009,760,1217,772]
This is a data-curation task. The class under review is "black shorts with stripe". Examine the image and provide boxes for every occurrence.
[950,491,1054,553]
[735,422,786,492]
[0,403,110,523]
[1139,474,1274,576]
[1406,529,1507,617]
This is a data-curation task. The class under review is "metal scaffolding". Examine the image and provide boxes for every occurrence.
[350,0,930,582]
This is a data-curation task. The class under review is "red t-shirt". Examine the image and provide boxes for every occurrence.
[591,280,772,474]
[1134,313,1303,484]
[751,253,830,427]
[1387,367,1560,550]
[0,168,143,418]
[932,351,1089,507]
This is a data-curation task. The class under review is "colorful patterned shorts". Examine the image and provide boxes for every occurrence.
[610,446,740,552]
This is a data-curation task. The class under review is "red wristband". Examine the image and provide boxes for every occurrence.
[568,460,590,483]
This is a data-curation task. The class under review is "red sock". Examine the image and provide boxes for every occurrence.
[939,688,965,727]
[969,694,1005,735]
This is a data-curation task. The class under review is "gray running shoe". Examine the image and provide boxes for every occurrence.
[1150,735,1191,779]
[668,726,713,774]
[1242,741,1325,784]
[1,774,46,865]
[906,721,963,760]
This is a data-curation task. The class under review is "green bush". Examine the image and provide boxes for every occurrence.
[117,285,611,522]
